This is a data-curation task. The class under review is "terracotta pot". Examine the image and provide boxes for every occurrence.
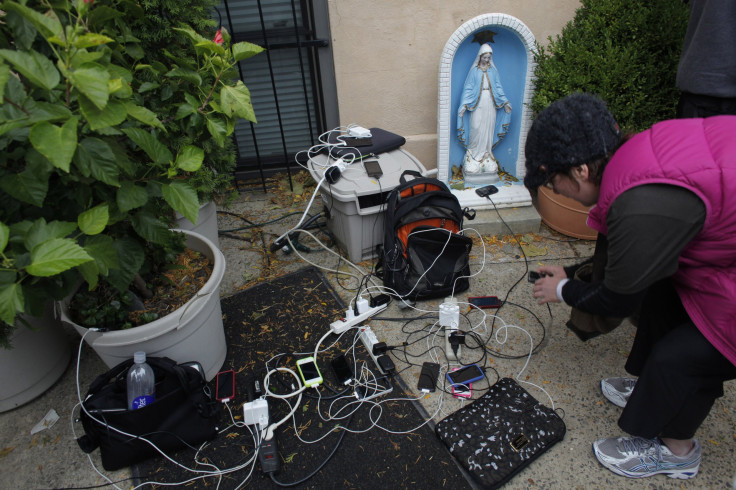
[535,186,597,240]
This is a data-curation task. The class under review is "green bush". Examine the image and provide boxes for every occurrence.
[531,0,689,132]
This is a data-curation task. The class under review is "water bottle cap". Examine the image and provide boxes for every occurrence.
[134,351,146,363]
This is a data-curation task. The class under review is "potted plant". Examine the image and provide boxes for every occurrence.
[0,0,263,395]
[529,0,688,238]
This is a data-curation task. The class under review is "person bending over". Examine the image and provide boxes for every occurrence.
[524,93,736,480]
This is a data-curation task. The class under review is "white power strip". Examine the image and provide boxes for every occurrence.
[359,325,388,374]
[330,303,387,335]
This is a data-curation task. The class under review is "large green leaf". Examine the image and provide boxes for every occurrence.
[25,218,77,252]
[122,127,172,164]
[0,159,50,207]
[78,204,109,235]
[116,181,149,212]
[79,96,126,130]
[165,67,202,86]
[232,41,265,62]
[0,222,8,254]
[123,102,164,131]
[174,146,204,172]
[79,234,118,288]
[0,64,9,100]
[84,235,119,276]
[0,281,24,326]
[131,212,173,245]
[73,137,120,186]
[161,181,199,224]
[206,116,227,147]
[220,81,257,122]
[0,49,60,91]
[3,1,62,39]
[28,117,78,171]
[69,65,110,110]
[26,238,93,277]
[106,237,144,292]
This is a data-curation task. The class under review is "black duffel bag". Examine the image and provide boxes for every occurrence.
[76,356,220,471]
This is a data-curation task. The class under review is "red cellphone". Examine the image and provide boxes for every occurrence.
[215,369,235,403]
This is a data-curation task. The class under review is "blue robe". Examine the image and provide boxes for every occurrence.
[457,65,511,151]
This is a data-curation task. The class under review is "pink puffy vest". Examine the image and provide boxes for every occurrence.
[587,116,736,366]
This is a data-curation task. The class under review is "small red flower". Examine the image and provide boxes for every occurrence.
[84,0,94,4]
[213,29,223,45]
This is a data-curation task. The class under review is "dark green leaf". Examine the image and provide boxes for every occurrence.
[161,181,199,224]
[131,212,172,245]
[122,128,172,164]
[74,138,120,186]
[116,181,149,212]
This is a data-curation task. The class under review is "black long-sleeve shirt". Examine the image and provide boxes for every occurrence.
[561,184,706,316]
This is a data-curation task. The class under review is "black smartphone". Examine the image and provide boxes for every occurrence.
[468,295,502,309]
[215,369,235,402]
[475,185,499,197]
[528,271,547,283]
[364,160,383,178]
[446,364,485,386]
[417,362,440,392]
[343,136,373,147]
[331,354,353,385]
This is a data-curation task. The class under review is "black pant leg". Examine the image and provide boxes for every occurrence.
[625,279,689,376]
[618,321,736,439]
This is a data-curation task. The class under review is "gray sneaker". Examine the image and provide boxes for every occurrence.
[600,377,636,408]
[593,436,700,479]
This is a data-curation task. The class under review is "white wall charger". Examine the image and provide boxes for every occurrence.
[347,125,371,138]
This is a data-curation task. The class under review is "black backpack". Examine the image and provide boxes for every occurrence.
[379,170,475,300]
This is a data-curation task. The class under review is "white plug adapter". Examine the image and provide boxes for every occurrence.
[243,398,269,429]
[347,126,371,138]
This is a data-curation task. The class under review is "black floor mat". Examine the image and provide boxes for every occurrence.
[131,267,470,489]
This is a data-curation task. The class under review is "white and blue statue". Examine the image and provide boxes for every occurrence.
[457,43,511,183]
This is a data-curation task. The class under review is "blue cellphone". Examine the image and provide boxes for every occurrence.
[446,364,484,386]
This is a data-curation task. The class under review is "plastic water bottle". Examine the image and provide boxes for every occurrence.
[126,351,155,410]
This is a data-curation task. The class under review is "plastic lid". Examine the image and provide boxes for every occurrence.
[133,351,146,363]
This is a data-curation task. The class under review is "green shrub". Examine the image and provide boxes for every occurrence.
[531,0,689,132]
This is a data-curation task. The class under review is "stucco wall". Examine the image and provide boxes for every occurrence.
[326,0,581,170]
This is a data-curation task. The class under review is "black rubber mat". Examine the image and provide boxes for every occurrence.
[131,267,470,489]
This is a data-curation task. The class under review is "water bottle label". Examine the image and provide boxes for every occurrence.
[131,395,155,410]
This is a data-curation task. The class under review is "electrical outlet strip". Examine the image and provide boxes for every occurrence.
[359,325,388,374]
[440,301,461,361]
[330,303,387,335]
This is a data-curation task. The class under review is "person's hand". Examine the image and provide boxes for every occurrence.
[532,265,566,305]
[504,103,512,114]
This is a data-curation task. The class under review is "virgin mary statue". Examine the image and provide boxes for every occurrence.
[457,43,511,181]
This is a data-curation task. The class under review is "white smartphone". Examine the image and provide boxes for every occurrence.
[296,357,323,388]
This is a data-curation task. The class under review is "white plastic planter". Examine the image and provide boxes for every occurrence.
[175,201,220,248]
[58,229,227,381]
[0,304,71,412]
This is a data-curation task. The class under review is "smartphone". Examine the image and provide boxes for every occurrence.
[343,136,373,147]
[475,185,499,197]
[528,271,547,283]
[468,295,502,309]
[296,357,323,388]
[446,364,485,386]
[451,368,472,398]
[215,369,235,403]
[364,159,383,178]
[331,354,354,385]
[417,362,441,393]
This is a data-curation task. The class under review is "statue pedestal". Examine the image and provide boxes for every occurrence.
[462,168,500,187]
